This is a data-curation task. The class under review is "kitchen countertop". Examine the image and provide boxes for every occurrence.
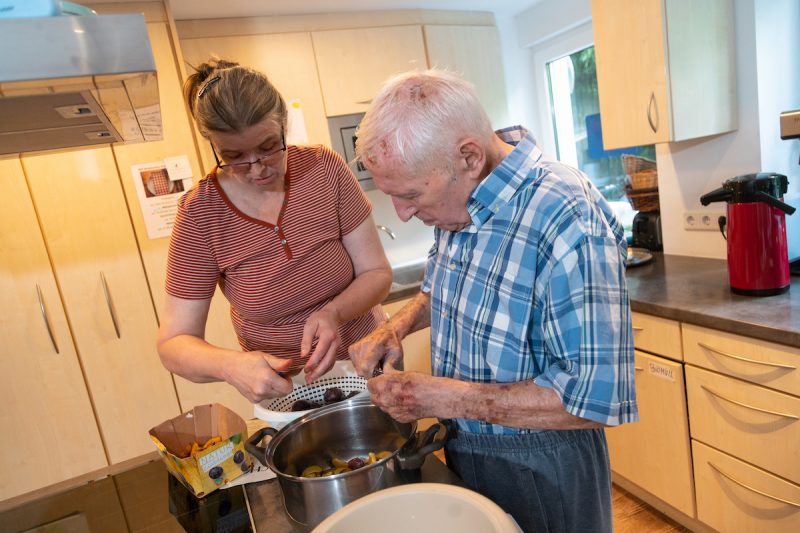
[626,253,800,348]
[385,252,800,348]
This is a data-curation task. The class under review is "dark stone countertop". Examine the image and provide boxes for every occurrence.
[626,253,800,348]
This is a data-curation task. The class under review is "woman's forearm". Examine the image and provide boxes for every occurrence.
[157,333,239,383]
[323,267,392,324]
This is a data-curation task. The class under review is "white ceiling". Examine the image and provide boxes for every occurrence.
[167,0,542,20]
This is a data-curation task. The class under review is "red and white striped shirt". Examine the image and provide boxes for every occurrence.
[166,145,379,371]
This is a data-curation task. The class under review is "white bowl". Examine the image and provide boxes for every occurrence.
[312,483,521,533]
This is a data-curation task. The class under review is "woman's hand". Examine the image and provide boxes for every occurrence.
[222,351,294,403]
[348,321,404,378]
[301,308,342,383]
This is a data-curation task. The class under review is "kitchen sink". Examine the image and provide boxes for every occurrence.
[391,260,426,291]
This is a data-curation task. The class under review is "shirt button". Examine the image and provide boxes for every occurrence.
[281,239,287,245]
[274,226,279,232]
[448,262,456,270]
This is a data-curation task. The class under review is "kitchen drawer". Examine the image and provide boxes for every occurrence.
[631,312,682,360]
[693,440,800,533]
[686,365,800,484]
[683,323,800,397]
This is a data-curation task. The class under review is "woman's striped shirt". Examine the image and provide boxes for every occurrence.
[166,145,379,371]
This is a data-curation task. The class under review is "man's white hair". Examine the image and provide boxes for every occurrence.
[355,69,494,175]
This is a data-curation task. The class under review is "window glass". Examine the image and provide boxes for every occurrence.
[545,45,655,234]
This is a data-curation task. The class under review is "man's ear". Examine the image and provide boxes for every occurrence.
[458,139,484,174]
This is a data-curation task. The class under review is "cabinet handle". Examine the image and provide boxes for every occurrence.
[632,326,644,331]
[708,462,800,508]
[36,284,60,354]
[697,342,796,370]
[635,366,644,371]
[355,99,373,105]
[100,272,121,339]
[701,385,799,420]
[647,92,659,133]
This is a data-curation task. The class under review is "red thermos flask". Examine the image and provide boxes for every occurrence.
[700,173,795,296]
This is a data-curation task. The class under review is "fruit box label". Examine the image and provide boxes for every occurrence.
[149,403,251,499]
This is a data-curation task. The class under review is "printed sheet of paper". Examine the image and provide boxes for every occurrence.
[286,98,309,145]
[131,160,193,239]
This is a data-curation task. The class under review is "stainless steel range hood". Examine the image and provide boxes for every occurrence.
[0,13,162,155]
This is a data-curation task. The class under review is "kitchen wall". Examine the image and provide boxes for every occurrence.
[504,0,800,260]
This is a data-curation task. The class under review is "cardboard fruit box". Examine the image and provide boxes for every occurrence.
[150,403,252,498]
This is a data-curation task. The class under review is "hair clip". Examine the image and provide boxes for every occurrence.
[198,75,221,98]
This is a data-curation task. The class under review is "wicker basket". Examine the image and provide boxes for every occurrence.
[622,154,657,175]
[623,155,659,190]
[253,361,367,428]
[626,186,660,213]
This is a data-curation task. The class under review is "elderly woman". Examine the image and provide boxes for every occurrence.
[157,59,392,402]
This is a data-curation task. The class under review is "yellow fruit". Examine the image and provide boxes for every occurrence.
[331,456,349,468]
[301,465,323,477]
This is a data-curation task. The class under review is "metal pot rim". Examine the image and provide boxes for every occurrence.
[263,397,416,480]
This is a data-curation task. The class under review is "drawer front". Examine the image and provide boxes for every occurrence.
[606,351,695,516]
[693,440,800,533]
[686,365,800,484]
[683,323,800,397]
[631,312,682,360]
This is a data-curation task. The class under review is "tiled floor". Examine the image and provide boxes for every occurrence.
[3,458,689,532]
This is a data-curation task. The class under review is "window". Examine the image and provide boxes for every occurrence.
[532,24,655,235]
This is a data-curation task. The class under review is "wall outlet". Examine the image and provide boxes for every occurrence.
[684,211,721,231]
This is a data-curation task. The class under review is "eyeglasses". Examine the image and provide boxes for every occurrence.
[210,131,286,174]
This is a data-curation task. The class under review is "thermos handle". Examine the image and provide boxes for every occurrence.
[754,191,796,215]
[718,216,727,240]
[700,187,731,206]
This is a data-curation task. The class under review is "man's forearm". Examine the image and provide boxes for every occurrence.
[389,290,431,338]
[432,378,602,430]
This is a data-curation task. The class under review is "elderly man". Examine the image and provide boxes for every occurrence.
[349,69,638,533]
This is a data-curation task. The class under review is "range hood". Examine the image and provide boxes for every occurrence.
[0,13,162,155]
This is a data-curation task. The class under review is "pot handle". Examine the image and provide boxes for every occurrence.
[245,426,278,467]
[396,422,449,470]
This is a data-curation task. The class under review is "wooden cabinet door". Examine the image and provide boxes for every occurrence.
[112,23,253,420]
[423,25,509,128]
[21,147,181,464]
[312,26,428,117]
[0,158,106,500]
[605,350,695,516]
[592,0,670,149]
[180,30,332,171]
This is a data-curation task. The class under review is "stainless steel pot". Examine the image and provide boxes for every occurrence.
[246,397,446,530]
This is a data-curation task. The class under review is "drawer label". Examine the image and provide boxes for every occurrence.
[648,361,675,381]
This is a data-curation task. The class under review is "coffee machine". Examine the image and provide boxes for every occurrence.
[701,173,795,296]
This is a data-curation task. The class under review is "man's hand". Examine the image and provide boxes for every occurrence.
[368,366,442,422]
[301,308,342,383]
[223,351,294,403]
[348,321,404,378]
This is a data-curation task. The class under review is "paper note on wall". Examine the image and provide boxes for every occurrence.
[131,160,193,239]
[286,99,309,145]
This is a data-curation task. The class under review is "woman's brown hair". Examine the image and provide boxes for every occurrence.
[183,58,287,137]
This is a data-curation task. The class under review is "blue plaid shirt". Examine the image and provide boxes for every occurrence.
[422,126,638,434]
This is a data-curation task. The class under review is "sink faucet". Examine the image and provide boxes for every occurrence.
[376,224,396,240]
